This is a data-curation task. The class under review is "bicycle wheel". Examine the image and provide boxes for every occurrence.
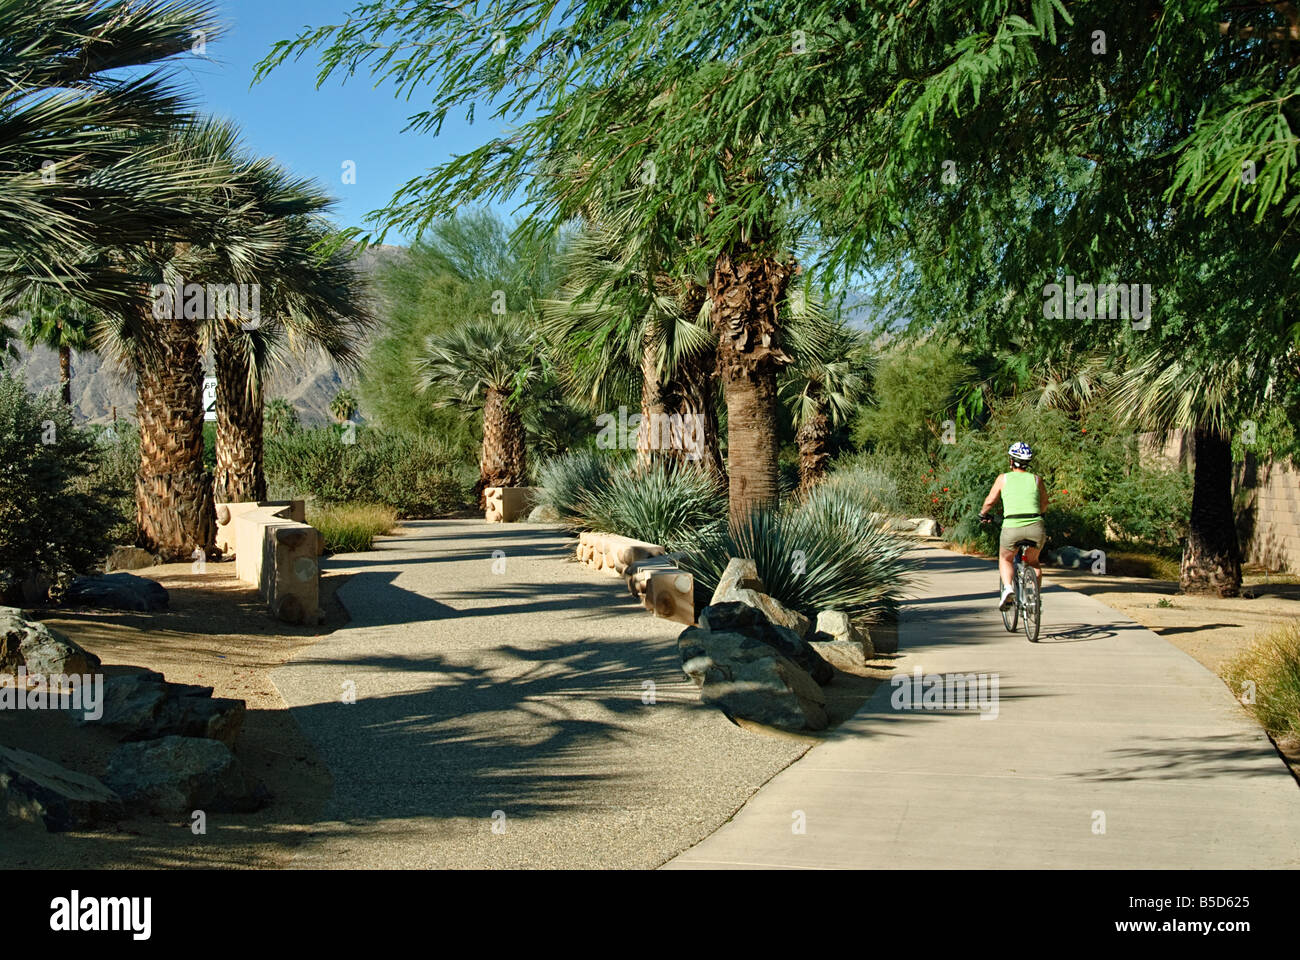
[1020,563,1041,643]
[1000,569,1018,632]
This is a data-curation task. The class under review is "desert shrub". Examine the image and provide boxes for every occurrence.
[86,422,140,544]
[1224,621,1300,744]
[573,461,725,550]
[679,483,915,622]
[0,376,121,590]
[535,449,617,521]
[852,340,973,458]
[934,402,1190,553]
[822,450,932,517]
[308,503,398,553]
[266,427,472,517]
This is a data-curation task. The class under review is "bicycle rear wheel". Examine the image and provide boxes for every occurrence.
[1020,563,1041,642]
[1000,572,1018,632]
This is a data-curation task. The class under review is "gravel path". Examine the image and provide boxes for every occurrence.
[270,519,810,868]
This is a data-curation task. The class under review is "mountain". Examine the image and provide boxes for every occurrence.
[3,244,407,426]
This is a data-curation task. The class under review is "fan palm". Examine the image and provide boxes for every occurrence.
[0,0,224,308]
[1109,349,1269,597]
[10,287,97,405]
[540,208,721,474]
[416,315,544,498]
[781,319,873,495]
[329,388,358,424]
[211,216,374,505]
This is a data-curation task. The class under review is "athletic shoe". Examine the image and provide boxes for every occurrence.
[999,585,1015,609]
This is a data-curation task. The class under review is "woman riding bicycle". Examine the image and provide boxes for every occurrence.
[979,442,1049,610]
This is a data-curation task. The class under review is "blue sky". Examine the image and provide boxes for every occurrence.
[185,0,509,245]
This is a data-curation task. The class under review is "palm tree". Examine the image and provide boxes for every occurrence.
[264,396,298,437]
[11,287,95,405]
[329,388,358,424]
[416,315,544,499]
[1110,350,1261,597]
[211,217,373,505]
[97,118,344,557]
[781,319,873,495]
[0,0,224,309]
[540,210,722,474]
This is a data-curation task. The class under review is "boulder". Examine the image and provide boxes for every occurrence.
[1050,545,1089,569]
[699,601,832,686]
[105,546,159,572]
[813,609,875,658]
[62,573,169,612]
[678,626,827,731]
[104,736,270,816]
[0,745,125,832]
[809,639,869,673]
[0,608,100,676]
[528,503,561,523]
[911,518,941,538]
[709,557,764,604]
[76,668,246,748]
[711,584,812,640]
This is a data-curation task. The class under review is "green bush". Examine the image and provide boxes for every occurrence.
[0,376,122,591]
[535,449,617,521]
[678,483,915,623]
[852,340,972,458]
[86,422,140,544]
[572,461,725,551]
[266,426,472,517]
[822,450,933,517]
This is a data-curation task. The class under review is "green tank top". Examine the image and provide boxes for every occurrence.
[1001,471,1040,527]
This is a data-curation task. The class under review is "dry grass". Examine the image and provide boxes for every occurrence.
[1224,620,1300,746]
[308,502,398,553]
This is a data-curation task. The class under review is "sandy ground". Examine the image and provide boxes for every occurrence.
[0,561,349,868]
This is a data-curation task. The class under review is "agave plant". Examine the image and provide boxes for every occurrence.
[535,449,617,522]
[571,460,726,551]
[679,483,915,623]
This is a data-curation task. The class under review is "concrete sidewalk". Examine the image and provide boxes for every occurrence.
[665,544,1300,869]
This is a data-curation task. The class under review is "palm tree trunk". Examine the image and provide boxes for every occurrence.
[796,397,831,496]
[58,345,71,406]
[708,246,793,517]
[214,332,266,503]
[479,387,528,503]
[663,343,726,480]
[1180,427,1242,597]
[637,329,666,468]
[134,307,215,561]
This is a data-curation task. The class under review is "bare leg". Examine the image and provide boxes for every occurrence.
[998,548,1015,591]
[1022,546,1042,587]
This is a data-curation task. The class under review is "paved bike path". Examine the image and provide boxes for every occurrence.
[665,544,1300,869]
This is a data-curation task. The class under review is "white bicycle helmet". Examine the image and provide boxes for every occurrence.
[1008,441,1033,464]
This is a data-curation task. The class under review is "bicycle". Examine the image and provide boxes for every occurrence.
[980,515,1042,643]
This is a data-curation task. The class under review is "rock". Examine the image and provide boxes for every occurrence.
[813,609,875,657]
[710,557,765,605]
[0,745,125,832]
[0,608,100,676]
[699,601,832,685]
[912,518,940,537]
[809,639,869,673]
[711,584,812,640]
[104,736,270,816]
[1051,545,1088,569]
[76,670,246,748]
[62,573,169,612]
[105,546,159,572]
[527,504,561,523]
[679,626,827,731]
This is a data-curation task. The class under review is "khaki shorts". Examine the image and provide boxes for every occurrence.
[1000,520,1045,553]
